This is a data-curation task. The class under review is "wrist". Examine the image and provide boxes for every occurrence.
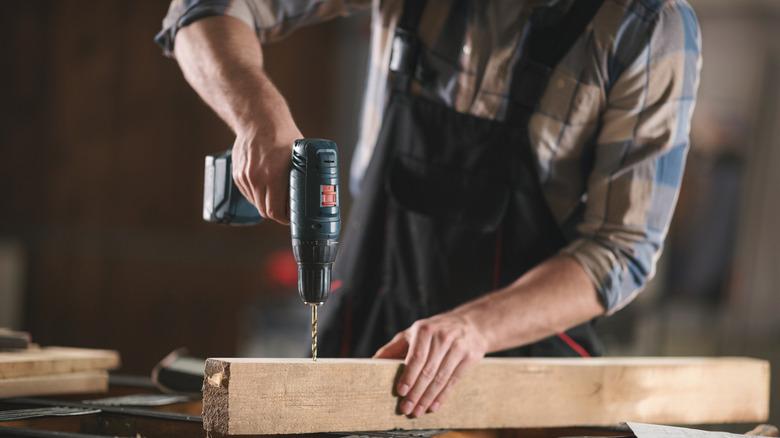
[447,306,491,354]
[233,107,301,150]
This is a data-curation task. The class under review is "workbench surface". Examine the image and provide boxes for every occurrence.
[0,375,641,438]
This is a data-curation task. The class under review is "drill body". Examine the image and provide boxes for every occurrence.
[289,139,341,305]
[203,138,341,308]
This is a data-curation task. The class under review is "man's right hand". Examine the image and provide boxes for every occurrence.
[231,131,299,225]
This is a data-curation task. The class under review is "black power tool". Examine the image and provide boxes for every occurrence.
[203,138,341,360]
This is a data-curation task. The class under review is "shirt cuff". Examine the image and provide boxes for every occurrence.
[561,235,656,315]
[154,0,242,56]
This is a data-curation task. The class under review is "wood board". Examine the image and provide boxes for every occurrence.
[0,370,109,398]
[0,346,120,380]
[0,346,120,398]
[202,357,770,435]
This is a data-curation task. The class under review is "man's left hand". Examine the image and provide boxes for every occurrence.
[373,313,487,418]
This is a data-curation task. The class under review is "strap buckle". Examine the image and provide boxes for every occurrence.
[389,27,418,76]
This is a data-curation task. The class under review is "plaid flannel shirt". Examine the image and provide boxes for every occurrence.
[157,0,702,314]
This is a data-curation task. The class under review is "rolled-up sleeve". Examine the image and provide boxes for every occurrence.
[155,0,369,56]
[561,1,702,314]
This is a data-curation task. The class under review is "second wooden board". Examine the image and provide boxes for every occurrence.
[0,370,109,398]
[0,347,120,380]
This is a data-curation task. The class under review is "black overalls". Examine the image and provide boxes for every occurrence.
[320,0,605,358]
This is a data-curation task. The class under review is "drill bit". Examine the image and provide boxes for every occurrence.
[311,305,318,362]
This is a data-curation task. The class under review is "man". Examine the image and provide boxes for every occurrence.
[156,0,701,419]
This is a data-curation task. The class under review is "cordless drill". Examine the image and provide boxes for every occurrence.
[202,138,341,360]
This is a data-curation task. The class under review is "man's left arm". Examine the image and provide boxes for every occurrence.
[374,254,604,418]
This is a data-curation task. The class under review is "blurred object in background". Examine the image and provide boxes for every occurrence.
[238,248,311,358]
[667,112,746,306]
[264,248,299,292]
[0,240,25,331]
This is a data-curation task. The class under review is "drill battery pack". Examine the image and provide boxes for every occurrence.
[202,149,263,225]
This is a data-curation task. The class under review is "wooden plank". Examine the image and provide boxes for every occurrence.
[0,346,120,379]
[202,357,770,435]
[0,370,108,398]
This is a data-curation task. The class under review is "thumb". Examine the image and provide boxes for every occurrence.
[373,334,409,359]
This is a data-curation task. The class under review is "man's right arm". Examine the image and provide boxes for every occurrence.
[173,15,302,225]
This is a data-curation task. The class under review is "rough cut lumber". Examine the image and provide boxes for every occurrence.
[202,357,770,435]
[0,370,109,398]
[0,346,119,398]
[0,346,120,380]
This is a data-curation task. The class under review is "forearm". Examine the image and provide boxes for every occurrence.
[376,253,606,418]
[452,253,605,354]
[173,15,300,144]
[172,15,301,223]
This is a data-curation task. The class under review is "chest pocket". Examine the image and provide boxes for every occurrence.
[385,95,513,234]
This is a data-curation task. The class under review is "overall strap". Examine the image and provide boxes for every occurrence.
[389,0,428,92]
[510,0,606,116]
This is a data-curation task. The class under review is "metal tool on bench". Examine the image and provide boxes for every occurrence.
[0,329,31,350]
[203,138,341,361]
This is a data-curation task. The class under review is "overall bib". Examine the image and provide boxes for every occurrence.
[320,0,605,358]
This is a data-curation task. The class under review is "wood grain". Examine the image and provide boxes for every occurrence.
[0,370,109,398]
[202,357,770,435]
[0,347,120,380]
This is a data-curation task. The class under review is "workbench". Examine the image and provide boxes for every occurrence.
[0,374,775,438]
[0,375,636,437]
[0,348,773,437]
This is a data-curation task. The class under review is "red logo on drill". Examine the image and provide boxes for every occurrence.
[321,185,337,207]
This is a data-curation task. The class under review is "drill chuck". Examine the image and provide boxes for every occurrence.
[292,238,338,305]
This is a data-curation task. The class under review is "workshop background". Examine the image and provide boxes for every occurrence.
[0,0,778,428]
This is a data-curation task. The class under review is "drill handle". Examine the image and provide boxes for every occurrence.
[289,139,341,240]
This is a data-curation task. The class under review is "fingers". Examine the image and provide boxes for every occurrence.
[396,325,432,399]
[426,348,477,413]
[399,326,453,417]
[378,318,485,418]
[260,161,290,225]
[373,333,410,359]
[232,137,292,225]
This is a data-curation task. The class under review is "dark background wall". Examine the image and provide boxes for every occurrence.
[0,1,367,374]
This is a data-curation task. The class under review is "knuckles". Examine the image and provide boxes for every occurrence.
[432,371,449,385]
[419,366,438,380]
